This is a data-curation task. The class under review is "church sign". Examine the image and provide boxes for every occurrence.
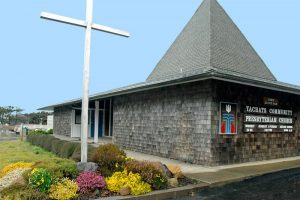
[220,103,237,135]
[244,106,293,133]
[263,97,279,106]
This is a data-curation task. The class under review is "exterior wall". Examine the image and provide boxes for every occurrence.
[53,106,72,137]
[113,80,213,165]
[211,80,300,165]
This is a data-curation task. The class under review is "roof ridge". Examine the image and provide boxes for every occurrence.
[209,0,212,70]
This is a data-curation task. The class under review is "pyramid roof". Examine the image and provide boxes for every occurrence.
[147,0,276,82]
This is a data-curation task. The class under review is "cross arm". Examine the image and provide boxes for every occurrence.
[92,23,130,37]
[40,12,130,37]
[41,12,86,28]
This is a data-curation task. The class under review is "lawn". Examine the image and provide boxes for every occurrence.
[0,140,62,170]
[0,139,79,199]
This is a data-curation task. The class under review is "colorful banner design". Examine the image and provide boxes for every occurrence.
[220,103,237,135]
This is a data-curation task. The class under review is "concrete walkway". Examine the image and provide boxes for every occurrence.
[123,150,300,185]
[185,157,300,184]
[53,134,112,145]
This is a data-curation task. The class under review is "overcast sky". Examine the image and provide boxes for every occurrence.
[0,0,299,112]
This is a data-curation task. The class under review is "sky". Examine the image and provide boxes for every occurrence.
[0,0,299,113]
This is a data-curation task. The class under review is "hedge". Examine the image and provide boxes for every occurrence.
[29,129,53,135]
[26,134,95,161]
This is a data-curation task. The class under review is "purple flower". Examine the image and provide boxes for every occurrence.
[75,171,106,194]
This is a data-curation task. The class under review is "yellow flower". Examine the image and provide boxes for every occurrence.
[0,162,34,178]
[125,157,134,161]
[106,170,151,195]
[49,178,78,200]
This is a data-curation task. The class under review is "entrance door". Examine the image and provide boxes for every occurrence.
[91,110,103,138]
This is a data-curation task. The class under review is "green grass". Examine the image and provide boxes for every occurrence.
[0,140,64,170]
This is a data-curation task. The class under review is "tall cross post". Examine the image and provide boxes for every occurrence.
[41,0,130,163]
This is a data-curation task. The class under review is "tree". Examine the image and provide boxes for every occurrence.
[0,106,51,125]
[13,107,24,125]
[0,106,15,125]
[26,112,49,125]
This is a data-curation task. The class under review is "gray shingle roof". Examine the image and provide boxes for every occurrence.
[147,0,277,82]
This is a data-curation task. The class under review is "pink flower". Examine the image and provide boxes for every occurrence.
[75,171,106,194]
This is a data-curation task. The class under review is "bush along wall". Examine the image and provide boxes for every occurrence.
[29,129,53,135]
[26,134,95,161]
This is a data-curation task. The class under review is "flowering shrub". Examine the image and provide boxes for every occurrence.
[91,144,127,176]
[49,178,78,200]
[75,171,106,194]
[106,170,152,195]
[0,162,34,178]
[29,168,52,192]
[125,160,168,189]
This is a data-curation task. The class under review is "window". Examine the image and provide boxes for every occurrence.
[75,110,81,124]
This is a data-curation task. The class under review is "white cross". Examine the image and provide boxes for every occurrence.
[41,0,130,163]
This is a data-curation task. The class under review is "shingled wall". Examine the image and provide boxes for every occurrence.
[113,79,300,166]
[210,80,300,165]
[53,106,72,137]
[113,80,214,165]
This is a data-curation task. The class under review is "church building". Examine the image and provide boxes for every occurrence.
[40,0,300,166]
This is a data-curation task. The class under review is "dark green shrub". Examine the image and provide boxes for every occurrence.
[29,168,53,193]
[28,129,53,135]
[27,134,60,153]
[39,135,49,147]
[26,133,33,143]
[47,129,53,134]
[71,144,95,162]
[58,142,78,158]
[152,175,168,190]
[91,144,127,177]
[70,144,81,161]
[125,160,168,190]
[37,134,48,147]
[51,140,66,155]
[36,135,44,147]
[42,136,59,152]
[34,158,78,179]
[27,134,97,163]
[27,134,43,146]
